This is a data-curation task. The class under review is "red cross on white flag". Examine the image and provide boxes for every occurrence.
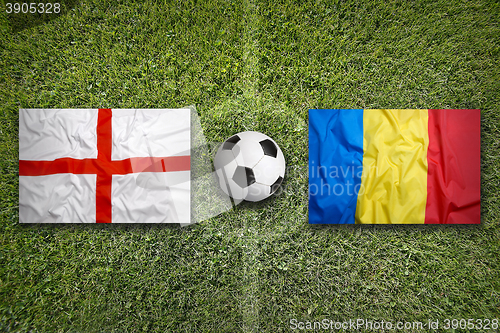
[19,108,191,223]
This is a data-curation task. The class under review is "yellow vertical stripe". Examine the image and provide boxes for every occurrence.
[355,110,429,224]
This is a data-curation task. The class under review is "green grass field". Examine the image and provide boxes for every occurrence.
[1,0,499,331]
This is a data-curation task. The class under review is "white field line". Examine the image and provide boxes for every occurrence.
[240,0,261,331]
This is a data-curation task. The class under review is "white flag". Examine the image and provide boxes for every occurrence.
[19,108,191,223]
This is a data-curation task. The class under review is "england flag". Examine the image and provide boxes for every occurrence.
[19,108,191,223]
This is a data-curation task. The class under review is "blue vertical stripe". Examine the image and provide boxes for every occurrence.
[308,109,364,224]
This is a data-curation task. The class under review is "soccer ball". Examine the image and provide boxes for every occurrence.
[214,131,285,202]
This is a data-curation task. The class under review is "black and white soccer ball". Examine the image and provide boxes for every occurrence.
[214,131,285,202]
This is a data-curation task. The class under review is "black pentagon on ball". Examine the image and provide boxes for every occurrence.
[232,166,256,188]
[222,135,241,150]
[259,139,278,158]
[270,176,283,193]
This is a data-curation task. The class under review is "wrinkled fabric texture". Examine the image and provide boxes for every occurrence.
[308,109,363,224]
[308,109,481,224]
[355,110,429,224]
[112,109,190,160]
[112,171,190,223]
[19,109,98,160]
[19,174,96,223]
[19,108,191,223]
[425,109,481,224]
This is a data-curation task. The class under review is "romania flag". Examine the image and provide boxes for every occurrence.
[308,109,481,224]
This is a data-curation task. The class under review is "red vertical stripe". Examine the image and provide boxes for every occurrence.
[425,109,481,224]
[96,108,113,223]
[19,108,191,223]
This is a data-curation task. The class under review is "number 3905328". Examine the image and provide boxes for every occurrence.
[6,3,60,14]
